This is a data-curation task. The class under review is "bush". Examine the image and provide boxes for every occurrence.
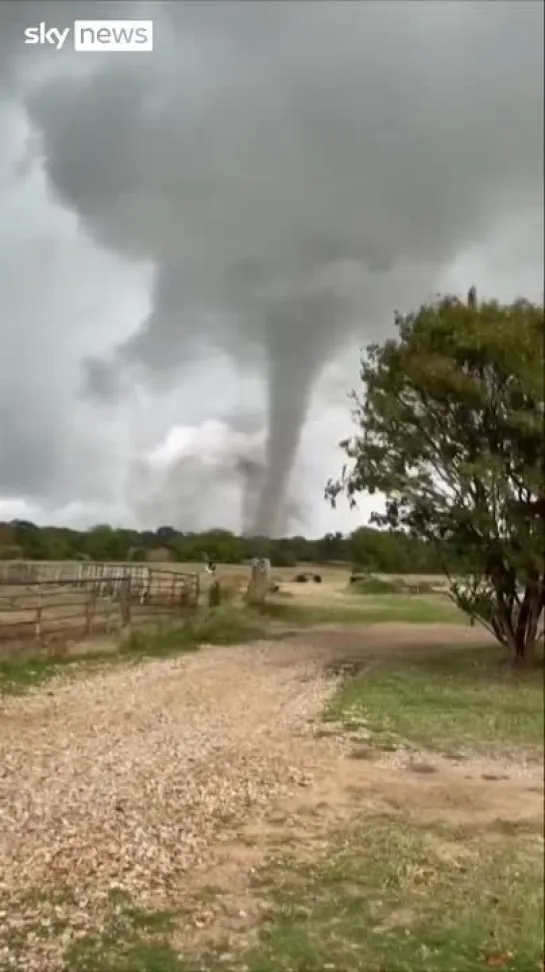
[207,580,221,608]
[121,607,268,657]
[122,624,200,657]
[192,607,267,645]
[349,576,399,595]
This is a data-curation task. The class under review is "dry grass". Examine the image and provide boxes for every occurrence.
[0,564,454,659]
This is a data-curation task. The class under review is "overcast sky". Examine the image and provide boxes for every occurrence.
[0,1,542,538]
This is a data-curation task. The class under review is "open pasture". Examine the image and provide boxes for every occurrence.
[0,559,461,657]
[176,560,460,626]
[173,560,451,603]
[173,559,450,588]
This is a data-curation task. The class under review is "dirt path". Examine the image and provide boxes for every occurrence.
[0,624,542,970]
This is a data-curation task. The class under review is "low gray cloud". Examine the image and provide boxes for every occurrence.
[0,1,542,534]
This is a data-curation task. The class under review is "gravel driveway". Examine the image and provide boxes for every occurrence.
[1,641,337,910]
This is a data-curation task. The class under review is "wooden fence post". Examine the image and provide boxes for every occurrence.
[119,578,131,627]
[104,597,113,635]
[179,579,191,613]
[84,590,97,636]
[34,604,42,643]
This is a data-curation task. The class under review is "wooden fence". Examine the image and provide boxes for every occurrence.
[0,568,200,652]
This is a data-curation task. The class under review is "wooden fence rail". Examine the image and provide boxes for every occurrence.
[0,568,200,651]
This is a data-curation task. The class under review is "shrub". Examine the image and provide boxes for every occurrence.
[121,607,268,657]
[208,580,221,608]
[349,576,399,595]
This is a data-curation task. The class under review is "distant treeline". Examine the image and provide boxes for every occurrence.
[0,520,475,574]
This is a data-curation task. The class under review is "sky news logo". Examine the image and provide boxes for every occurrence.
[23,20,154,53]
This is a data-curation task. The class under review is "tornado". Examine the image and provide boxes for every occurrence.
[251,289,348,535]
[237,456,263,536]
[2,0,540,532]
[251,355,313,536]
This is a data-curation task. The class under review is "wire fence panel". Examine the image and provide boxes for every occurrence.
[0,565,200,653]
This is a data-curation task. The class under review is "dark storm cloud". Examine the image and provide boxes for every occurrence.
[0,0,542,532]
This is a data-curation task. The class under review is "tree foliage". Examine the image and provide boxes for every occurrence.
[1,521,471,574]
[327,291,545,664]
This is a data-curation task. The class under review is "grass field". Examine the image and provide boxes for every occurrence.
[231,645,543,972]
[259,594,464,626]
[0,560,457,662]
[326,643,545,757]
[236,818,543,972]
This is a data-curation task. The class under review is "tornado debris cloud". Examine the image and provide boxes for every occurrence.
[1,0,542,531]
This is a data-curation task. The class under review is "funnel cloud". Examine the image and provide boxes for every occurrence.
[0,1,542,534]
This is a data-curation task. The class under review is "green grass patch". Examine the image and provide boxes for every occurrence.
[238,817,544,972]
[0,886,78,962]
[0,653,110,695]
[121,607,268,658]
[64,899,183,972]
[348,575,402,594]
[0,886,193,972]
[326,643,545,756]
[346,574,441,596]
[259,595,465,627]
[5,823,542,972]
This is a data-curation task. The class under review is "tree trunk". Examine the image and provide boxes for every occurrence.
[493,610,537,667]
[515,585,544,666]
[514,633,535,667]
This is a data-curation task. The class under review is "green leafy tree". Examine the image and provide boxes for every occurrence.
[327,291,545,665]
[11,520,50,560]
[269,539,298,567]
[83,524,132,562]
[155,525,180,543]
[349,526,403,572]
[314,531,347,563]
[1,522,474,573]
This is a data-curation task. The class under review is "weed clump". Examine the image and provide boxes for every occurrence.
[349,575,400,595]
[122,606,268,658]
